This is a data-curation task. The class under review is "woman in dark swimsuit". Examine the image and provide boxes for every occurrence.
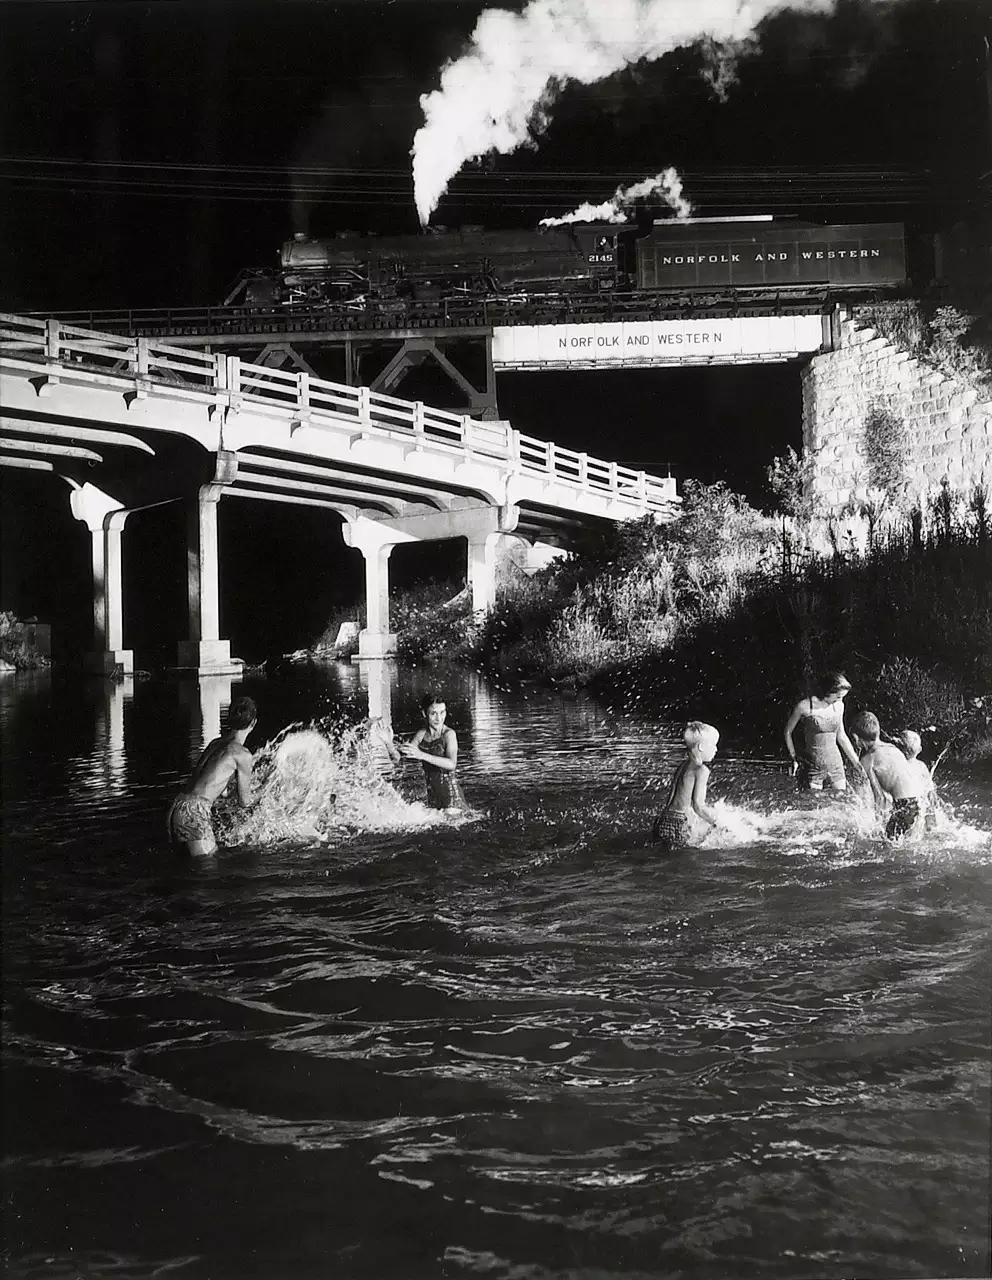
[399,693,467,810]
[783,670,861,792]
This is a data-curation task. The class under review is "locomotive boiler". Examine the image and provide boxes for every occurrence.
[226,217,914,320]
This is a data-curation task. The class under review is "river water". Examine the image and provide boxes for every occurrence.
[2,663,990,1280]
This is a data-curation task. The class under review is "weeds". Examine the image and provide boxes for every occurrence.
[0,611,50,669]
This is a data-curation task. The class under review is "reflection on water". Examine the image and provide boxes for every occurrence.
[178,672,244,752]
[2,662,990,1280]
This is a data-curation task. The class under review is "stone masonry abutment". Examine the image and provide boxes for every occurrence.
[802,310,991,518]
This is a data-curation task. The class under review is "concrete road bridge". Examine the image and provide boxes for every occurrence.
[1,313,678,675]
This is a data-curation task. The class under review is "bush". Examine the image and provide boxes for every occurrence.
[0,611,49,669]
[856,300,992,391]
[392,579,474,664]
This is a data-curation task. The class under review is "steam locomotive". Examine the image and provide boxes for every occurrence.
[225,217,920,321]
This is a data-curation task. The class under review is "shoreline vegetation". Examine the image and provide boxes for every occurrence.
[0,612,50,671]
[314,477,992,765]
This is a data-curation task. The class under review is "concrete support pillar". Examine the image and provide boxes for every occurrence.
[341,517,398,659]
[357,657,395,725]
[177,454,241,675]
[104,510,128,655]
[466,532,501,614]
[69,481,134,676]
[342,503,519,655]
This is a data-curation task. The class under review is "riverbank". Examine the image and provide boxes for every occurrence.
[366,481,992,764]
[0,611,50,670]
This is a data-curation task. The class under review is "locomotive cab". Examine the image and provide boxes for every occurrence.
[565,223,637,289]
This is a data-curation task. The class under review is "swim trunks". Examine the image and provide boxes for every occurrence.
[886,797,922,840]
[167,792,215,843]
[420,735,467,810]
[652,809,692,851]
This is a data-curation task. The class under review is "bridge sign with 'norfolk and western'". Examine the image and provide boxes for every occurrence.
[491,315,828,370]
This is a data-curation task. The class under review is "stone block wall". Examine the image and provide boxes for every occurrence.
[802,312,991,516]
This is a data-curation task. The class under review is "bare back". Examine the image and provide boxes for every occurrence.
[666,759,709,814]
[187,734,253,805]
[861,741,923,802]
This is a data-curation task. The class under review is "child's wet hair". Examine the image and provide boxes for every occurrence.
[228,696,258,730]
[899,729,922,757]
[850,710,880,741]
[684,720,719,748]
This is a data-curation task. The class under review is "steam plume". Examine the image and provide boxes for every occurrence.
[539,167,692,225]
[412,0,837,226]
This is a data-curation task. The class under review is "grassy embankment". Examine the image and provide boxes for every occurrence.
[347,479,992,763]
[0,612,50,670]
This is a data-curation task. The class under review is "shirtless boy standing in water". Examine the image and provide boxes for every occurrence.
[652,721,721,851]
[849,711,927,840]
[167,696,258,855]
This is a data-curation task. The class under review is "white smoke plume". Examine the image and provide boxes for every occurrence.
[412,0,838,226]
[699,34,759,103]
[539,167,692,225]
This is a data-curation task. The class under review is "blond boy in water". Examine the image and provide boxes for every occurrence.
[652,721,721,851]
[897,730,939,830]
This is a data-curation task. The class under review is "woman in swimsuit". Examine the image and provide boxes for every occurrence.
[783,670,861,792]
[399,693,467,810]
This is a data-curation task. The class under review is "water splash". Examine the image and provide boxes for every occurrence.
[700,795,992,862]
[215,722,456,847]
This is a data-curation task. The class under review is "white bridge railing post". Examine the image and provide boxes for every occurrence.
[135,337,150,379]
[609,462,619,494]
[45,318,61,362]
[579,453,589,488]
[358,386,371,428]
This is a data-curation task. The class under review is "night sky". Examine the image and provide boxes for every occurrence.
[1,0,988,662]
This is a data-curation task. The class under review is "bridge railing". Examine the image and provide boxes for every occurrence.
[0,313,677,510]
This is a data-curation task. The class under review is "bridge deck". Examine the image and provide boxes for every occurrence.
[0,313,678,525]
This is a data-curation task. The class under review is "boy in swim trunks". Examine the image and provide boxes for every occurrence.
[897,729,939,831]
[398,693,467,810]
[652,721,721,851]
[849,711,927,840]
[167,695,258,855]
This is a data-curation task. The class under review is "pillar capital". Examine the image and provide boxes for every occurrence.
[69,481,124,533]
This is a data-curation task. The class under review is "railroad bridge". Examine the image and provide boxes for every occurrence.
[0,313,678,676]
